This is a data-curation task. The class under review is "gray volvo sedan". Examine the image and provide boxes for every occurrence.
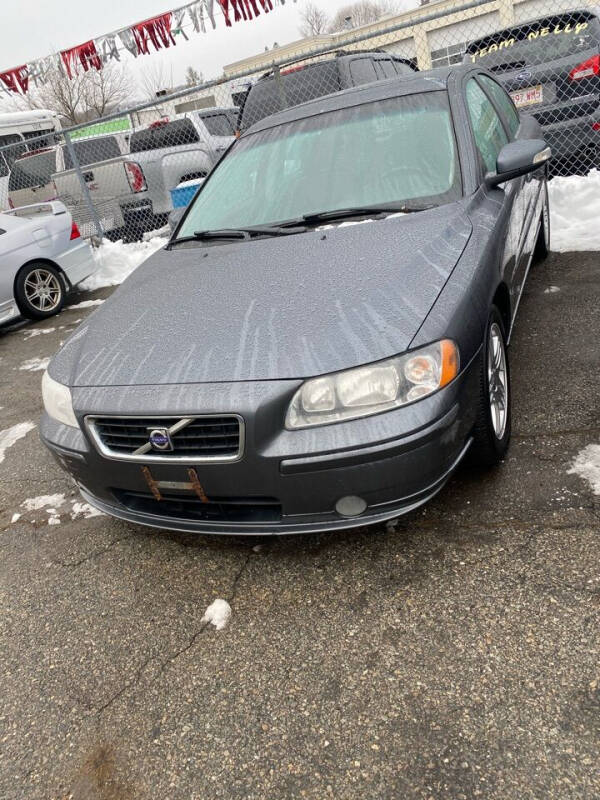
[41,65,551,535]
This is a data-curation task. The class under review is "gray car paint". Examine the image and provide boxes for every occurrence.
[41,65,548,534]
[59,206,471,387]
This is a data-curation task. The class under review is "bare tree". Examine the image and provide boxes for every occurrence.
[0,62,135,125]
[185,66,203,87]
[298,2,330,37]
[81,64,133,119]
[328,1,401,32]
[138,62,175,101]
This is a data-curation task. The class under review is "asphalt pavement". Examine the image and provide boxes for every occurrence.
[0,250,599,800]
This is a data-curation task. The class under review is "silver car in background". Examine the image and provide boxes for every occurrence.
[0,201,96,324]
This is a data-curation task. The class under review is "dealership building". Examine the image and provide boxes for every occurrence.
[223,0,596,77]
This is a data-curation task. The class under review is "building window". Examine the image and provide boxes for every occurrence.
[430,42,467,67]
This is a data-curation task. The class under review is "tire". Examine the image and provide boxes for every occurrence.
[469,306,511,468]
[15,262,66,321]
[533,180,550,263]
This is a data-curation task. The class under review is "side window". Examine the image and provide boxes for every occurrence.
[376,58,398,79]
[465,78,508,173]
[349,57,378,86]
[479,75,520,139]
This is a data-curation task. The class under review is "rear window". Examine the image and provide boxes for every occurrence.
[200,114,235,137]
[9,150,57,191]
[466,12,600,71]
[130,119,200,152]
[63,136,121,169]
[349,57,378,85]
[240,61,342,131]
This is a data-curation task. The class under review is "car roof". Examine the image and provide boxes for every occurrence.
[242,65,470,137]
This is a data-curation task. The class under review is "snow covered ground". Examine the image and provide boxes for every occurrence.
[77,171,600,293]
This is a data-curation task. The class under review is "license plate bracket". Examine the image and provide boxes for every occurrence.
[510,84,543,108]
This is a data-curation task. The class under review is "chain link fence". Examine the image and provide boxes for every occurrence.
[1,0,598,243]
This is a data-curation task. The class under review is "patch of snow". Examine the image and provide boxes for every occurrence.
[23,327,55,339]
[19,356,50,372]
[0,422,36,464]
[48,516,61,526]
[81,235,167,291]
[71,501,104,519]
[568,444,600,495]
[386,518,399,533]
[68,299,104,310]
[21,494,66,512]
[202,599,232,631]
[549,170,600,252]
[544,286,560,294]
[11,513,21,523]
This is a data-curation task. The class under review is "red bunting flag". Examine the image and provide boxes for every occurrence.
[133,13,177,54]
[0,65,29,94]
[61,41,102,79]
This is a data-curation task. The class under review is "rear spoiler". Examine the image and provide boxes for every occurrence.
[4,200,68,218]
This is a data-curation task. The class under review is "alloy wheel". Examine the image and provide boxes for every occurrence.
[487,322,508,440]
[23,269,62,313]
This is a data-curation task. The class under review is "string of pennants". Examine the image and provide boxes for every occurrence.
[0,0,293,95]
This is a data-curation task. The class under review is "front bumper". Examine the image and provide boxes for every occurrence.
[41,354,480,535]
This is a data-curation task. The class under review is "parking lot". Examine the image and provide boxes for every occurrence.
[0,248,599,799]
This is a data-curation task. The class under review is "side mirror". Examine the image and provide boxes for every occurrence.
[485,139,551,188]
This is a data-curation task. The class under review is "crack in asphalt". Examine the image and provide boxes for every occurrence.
[93,549,254,717]
[51,533,134,568]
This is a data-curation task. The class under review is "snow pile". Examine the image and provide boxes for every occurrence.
[0,422,36,464]
[568,444,600,495]
[549,169,600,252]
[23,327,54,339]
[201,599,232,631]
[82,235,168,291]
[19,357,50,372]
[21,493,66,512]
[14,495,105,526]
[68,299,104,310]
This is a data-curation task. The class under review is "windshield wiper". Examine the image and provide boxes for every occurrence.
[170,225,307,245]
[300,204,433,225]
[271,204,433,229]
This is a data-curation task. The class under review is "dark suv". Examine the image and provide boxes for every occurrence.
[464,8,600,171]
[238,50,417,131]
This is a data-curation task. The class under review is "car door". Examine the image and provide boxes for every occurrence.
[464,77,525,314]
[478,74,542,275]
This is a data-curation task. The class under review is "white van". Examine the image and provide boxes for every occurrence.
[0,110,62,210]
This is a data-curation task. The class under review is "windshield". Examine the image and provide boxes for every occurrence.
[466,13,600,71]
[178,92,460,236]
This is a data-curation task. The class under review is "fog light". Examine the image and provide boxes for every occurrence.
[335,495,367,518]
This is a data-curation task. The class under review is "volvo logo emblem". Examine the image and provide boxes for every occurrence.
[148,428,174,452]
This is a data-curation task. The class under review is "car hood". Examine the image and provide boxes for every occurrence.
[65,205,472,387]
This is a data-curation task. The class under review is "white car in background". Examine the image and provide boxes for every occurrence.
[0,200,96,324]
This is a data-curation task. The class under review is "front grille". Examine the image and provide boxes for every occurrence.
[87,415,243,463]
[113,489,281,523]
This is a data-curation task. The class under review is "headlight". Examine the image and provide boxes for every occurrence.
[42,370,79,428]
[286,340,459,430]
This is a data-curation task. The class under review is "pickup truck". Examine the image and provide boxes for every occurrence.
[124,107,237,237]
[8,133,147,240]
